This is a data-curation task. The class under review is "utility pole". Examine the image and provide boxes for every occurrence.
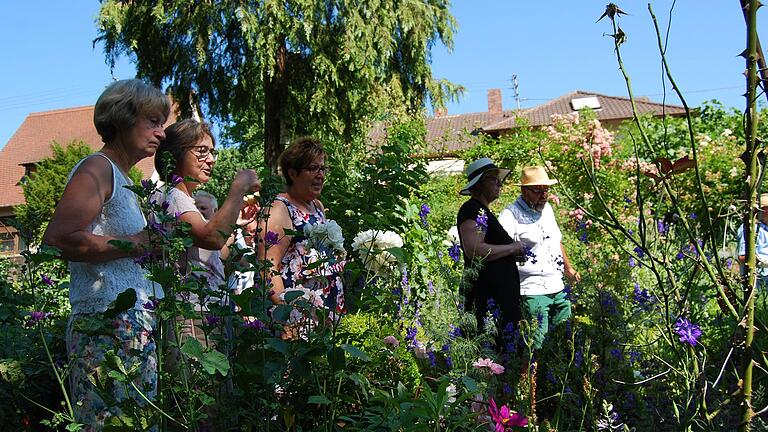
[511,74,521,111]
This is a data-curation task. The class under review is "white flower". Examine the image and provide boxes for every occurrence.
[352,229,404,273]
[303,220,346,258]
[722,128,733,137]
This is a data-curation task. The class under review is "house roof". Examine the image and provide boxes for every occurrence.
[0,105,175,208]
[370,90,685,157]
[483,90,687,131]
[368,110,518,157]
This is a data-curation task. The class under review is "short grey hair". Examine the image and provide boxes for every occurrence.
[93,79,170,143]
[193,190,218,210]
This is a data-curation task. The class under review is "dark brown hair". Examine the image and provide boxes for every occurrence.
[155,119,215,181]
[278,136,326,186]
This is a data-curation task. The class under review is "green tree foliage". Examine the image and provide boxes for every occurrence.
[16,142,142,244]
[96,0,462,169]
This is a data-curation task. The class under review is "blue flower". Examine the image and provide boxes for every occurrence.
[475,209,488,232]
[418,203,430,227]
[628,257,636,268]
[171,174,184,185]
[41,274,55,286]
[674,317,702,346]
[657,219,668,235]
[448,324,463,338]
[610,348,623,360]
[633,246,645,258]
[633,282,653,309]
[676,251,685,260]
[264,231,279,246]
[427,351,437,368]
[445,355,453,368]
[689,212,697,220]
[448,243,462,262]
[599,291,618,315]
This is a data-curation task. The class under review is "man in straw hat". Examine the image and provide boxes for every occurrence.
[499,166,580,350]
[737,193,768,289]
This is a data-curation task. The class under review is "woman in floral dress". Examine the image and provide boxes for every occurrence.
[259,137,345,336]
[43,79,170,430]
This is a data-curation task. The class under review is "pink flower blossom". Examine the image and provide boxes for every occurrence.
[548,194,561,205]
[473,357,505,375]
[489,398,528,431]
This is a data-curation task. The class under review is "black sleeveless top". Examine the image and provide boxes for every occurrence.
[456,198,521,331]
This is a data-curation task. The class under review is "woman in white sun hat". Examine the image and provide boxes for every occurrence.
[456,158,527,344]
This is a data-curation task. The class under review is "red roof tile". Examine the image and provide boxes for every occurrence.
[0,105,177,208]
[483,90,687,131]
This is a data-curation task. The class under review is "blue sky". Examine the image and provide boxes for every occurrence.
[0,1,758,148]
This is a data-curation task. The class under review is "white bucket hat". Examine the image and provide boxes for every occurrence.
[459,158,511,196]
[514,166,559,187]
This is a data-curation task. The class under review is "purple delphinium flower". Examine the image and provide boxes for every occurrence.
[243,318,267,331]
[487,298,501,319]
[405,326,418,346]
[623,195,633,204]
[448,243,462,262]
[171,174,184,185]
[599,291,618,315]
[475,209,488,232]
[427,280,435,294]
[445,355,453,369]
[610,347,623,360]
[633,246,645,258]
[574,349,584,368]
[633,282,653,309]
[418,203,430,228]
[134,251,153,266]
[628,257,636,268]
[143,299,159,311]
[674,317,702,346]
[448,324,463,339]
[161,201,170,211]
[148,221,168,236]
[657,219,668,235]
[427,351,437,368]
[141,179,152,190]
[629,351,641,365]
[689,212,697,220]
[676,251,685,260]
[205,315,221,326]
[25,311,52,327]
[264,231,279,246]
[41,274,54,286]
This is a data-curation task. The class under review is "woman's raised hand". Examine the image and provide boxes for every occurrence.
[232,169,261,195]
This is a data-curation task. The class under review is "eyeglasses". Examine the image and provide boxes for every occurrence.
[191,146,218,162]
[483,176,503,187]
[524,187,550,195]
[303,165,328,175]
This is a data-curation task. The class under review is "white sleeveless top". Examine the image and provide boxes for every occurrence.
[68,153,164,314]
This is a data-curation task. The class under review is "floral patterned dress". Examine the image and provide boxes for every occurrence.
[275,196,345,316]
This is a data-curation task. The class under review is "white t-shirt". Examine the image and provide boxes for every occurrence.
[498,197,565,296]
[152,187,226,308]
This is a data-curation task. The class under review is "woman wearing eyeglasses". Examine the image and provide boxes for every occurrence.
[153,119,260,342]
[457,158,526,347]
[42,79,170,428]
[258,136,345,338]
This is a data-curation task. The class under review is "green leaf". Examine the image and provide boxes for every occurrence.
[265,337,290,355]
[385,246,406,263]
[180,336,205,359]
[282,290,305,303]
[327,346,346,371]
[200,349,230,376]
[271,304,293,322]
[340,344,371,362]
[107,239,135,253]
[308,395,331,405]
[103,288,137,318]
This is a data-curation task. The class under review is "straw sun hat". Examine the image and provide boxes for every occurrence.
[514,166,558,187]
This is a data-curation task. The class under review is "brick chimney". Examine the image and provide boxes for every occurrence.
[487,88,502,115]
